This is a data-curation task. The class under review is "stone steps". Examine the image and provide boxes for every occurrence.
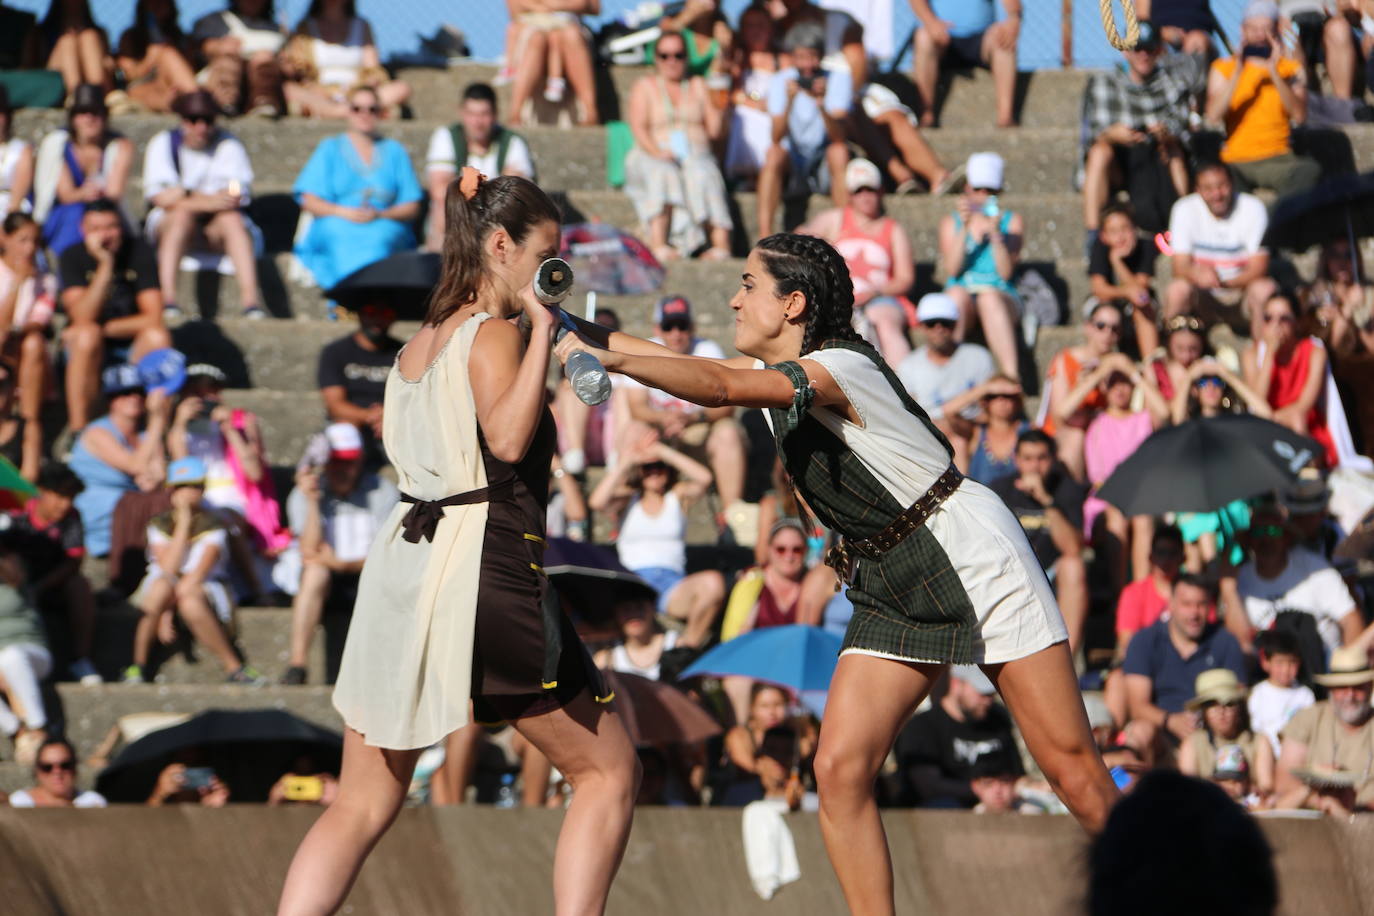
[87,606,331,688]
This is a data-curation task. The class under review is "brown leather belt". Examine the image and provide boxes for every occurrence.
[829,465,964,578]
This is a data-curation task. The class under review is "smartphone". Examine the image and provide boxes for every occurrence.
[1241,43,1272,59]
[981,196,1001,219]
[183,767,215,791]
[795,72,816,92]
[282,775,325,802]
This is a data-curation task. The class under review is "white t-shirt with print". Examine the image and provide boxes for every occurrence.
[1248,678,1316,756]
[1236,546,1356,654]
[1167,192,1268,283]
[424,126,534,180]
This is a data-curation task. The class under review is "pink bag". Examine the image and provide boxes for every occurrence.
[225,409,292,554]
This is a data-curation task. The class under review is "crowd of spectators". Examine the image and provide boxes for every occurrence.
[0,0,1369,832]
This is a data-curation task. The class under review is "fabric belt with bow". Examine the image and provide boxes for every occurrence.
[399,480,514,544]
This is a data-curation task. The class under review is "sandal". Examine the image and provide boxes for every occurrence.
[700,246,731,261]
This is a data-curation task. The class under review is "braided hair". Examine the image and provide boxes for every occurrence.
[754,233,874,357]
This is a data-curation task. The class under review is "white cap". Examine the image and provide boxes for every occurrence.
[966,152,1004,191]
[951,665,996,695]
[916,292,959,324]
[324,422,364,460]
[844,158,883,194]
[1243,0,1279,21]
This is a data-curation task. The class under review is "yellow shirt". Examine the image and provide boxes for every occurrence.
[1211,56,1301,163]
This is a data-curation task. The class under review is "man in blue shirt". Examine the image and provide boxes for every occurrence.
[1123,573,1247,767]
[908,0,1021,127]
[758,21,852,239]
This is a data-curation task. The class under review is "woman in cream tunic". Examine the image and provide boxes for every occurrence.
[278,171,637,916]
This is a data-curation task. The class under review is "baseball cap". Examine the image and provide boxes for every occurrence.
[70,83,107,116]
[1243,0,1279,21]
[1281,467,1328,516]
[101,364,144,395]
[1132,20,1162,51]
[654,295,692,326]
[916,293,960,324]
[166,456,207,487]
[172,89,219,121]
[186,363,228,385]
[951,665,996,695]
[845,158,883,194]
[966,152,1004,191]
[325,422,364,461]
[137,347,187,396]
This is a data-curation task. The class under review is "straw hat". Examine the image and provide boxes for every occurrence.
[1313,646,1374,688]
[1185,669,1248,710]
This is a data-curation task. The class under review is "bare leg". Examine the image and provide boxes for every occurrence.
[555,381,592,462]
[865,301,912,368]
[976,290,1020,382]
[76,29,112,92]
[1243,277,1277,343]
[721,674,754,728]
[507,30,549,127]
[825,141,850,208]
[377,80,412,111]
[1103,505,1130,596]
[17,331,45,426]
[985,643,1118,831]
[47,34,81,95]
[277,729,423,916]
[664,570,725,647]
[757,144,788,240]
[912,27,947,127]
[1129,515,1154,583]
[205,210,262,311]
[156,206,195,306]
[1057,425,1087,483]
[134,577,175,668]
[174,580,241,673]
[985,40,1018,127]
[1103,667,1128,729]
[1325,16,1357,99]
[1081,140,1117,231]
[510,691,639,916]
[62,322,103,431]
[1164,278,1196,321]
[288,563,331,669]
[946,285,974,341]
[705,419,746,508]
[512,731,555,807]
[553,26,600,126]
[874,111,946,186]
[815,653,943,916]
[648,207,674,262]
[430,718,484,806]
[1056,552,1088,653]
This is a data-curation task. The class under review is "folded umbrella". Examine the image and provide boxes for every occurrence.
[0,455,35,510]
[600,670,722,747]
[325,251,441,320]
[679,625,843,694]
[94,708,343,803]
[1096,414,1322,517]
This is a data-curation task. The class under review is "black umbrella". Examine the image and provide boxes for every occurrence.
[94,709,343,803]
[542,537,656,628]
[1265,171,1374,251]
[1096,414,1322,516]
[325,251,441,320]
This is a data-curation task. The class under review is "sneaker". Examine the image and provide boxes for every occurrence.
[932,162,966,196]
[544,77,567,104]
[893,178,921,196]
[247,103,279,118]
[70,658,103,686]
[227,665,267,686]
[163,302,186,324]
[120,664,146,684]
[280,665,307,686]
[561,448,586,476]
[242,304,267,320]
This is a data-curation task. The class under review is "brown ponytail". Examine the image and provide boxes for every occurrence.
[425,175,561,327]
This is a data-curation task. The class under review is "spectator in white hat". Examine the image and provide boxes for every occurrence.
[1273,645,1374,815]
[938,152,1023,383]
[278,422,398,685]
[798,158,917,367]
[896,292,996,466]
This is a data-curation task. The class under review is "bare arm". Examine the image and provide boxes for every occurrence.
[1219,574,1254,653]
[6,145,32,215]
[794,207,841,241]
[1223,252,1270,290]
[150,512,195,583]
[881,224,917,297]
[469,314,558,464]
[1339,608,1364,646]
[1055,358,1116,422]
[657,441,714,503]
[1124,673,1169,727]
[989,212,1022,280]
[1271,739,1311,809]
[1204,61,1245,125]
[104,137,134,201]
[696,78,724,142]
[102,288,164,340]
[1208,360,1273,418]
[427,168,454,247]
[320,386,374,426]
[1137,367,1171,428]
[587,457,637,513]
[627,79,668,160]
[938,213,966,280]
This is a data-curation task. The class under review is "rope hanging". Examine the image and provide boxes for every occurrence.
[1098,0,1142,51]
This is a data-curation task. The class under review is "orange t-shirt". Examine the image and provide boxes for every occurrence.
[1211,56,1301,163]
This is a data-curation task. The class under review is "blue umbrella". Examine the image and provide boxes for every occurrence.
[680,625,843,694]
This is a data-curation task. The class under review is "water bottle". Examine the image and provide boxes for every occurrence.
[495,772,517,808]
[534,258,612,406]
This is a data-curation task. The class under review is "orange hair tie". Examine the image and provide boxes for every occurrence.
[458,166,485,201]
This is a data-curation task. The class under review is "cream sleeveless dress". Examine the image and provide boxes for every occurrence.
[333,313,493,750]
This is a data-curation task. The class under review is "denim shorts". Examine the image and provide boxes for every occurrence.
[633,565,685,615]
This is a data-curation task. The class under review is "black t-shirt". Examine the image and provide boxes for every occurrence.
[894,702,1023,807]
[988,470,1087,569]
[316,333,402,410]
[2,502,85,582]
[1088,236,1157,283]
[58,238,158,324]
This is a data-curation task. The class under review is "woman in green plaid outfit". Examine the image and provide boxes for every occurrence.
[558,233,1119,913]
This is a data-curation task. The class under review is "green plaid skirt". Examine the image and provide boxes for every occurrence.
[841,524,977,665]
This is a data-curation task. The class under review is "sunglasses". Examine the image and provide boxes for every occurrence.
[185,114,215,126]
[772,545,805,556]
[969,186,997,193]
[1252,524,1286,540]
[1093,320,1122,333]
[38,760,76,773]
[985,392,1017,401]
[351,104,381,115]
[657,51,686,60]
[922,318,956,330]
[1196,375,1224,388]
[1263,313,1294,324]
[642,462,670,474]
[660,319,692,333]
